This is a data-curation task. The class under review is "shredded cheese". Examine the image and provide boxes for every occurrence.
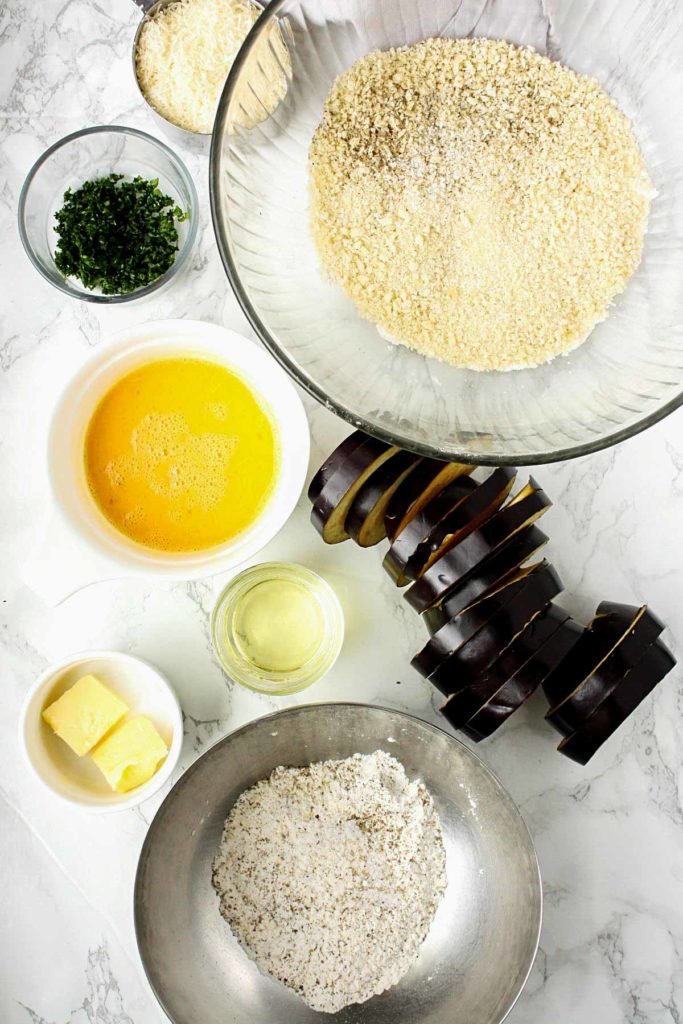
[136,0,289,134]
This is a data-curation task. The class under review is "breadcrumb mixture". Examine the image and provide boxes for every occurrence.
[212,751,447,1013]
[309,38,653,371]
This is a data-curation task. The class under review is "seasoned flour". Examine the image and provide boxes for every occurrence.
[212,750,447,1013]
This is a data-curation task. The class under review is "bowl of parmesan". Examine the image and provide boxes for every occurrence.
[133,0,290,147]
[135,703,542,1024]
[210,0,683,464]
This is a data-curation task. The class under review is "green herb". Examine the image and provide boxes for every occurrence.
[53,173,189,295]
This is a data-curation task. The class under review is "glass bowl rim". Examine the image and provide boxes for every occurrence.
[209,0,683,465]
[18,123,199,305]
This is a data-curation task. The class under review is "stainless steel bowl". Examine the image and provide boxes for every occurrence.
[135,703,541,1024]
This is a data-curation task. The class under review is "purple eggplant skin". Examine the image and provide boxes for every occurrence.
[412,563,545,680]
[405,482,551,614]
[545,606,665,737]
[428,564,564,697]
[421,525,549,628]
[346,449,422,546]
[383,457,456,541]
[308,431,377,504]
[541,602,661,709]
[383,474,477,584]
[457,616,584,741]
[406,467,517,582]
[310,438,396,541]
[557,640,676,765]
[440,607,578,731]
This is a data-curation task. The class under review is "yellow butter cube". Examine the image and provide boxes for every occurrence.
[42,674,129,757]
[91,716,168,793]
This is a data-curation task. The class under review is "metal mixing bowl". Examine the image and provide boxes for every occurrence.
[210,0,683,464]
[135,703,541,1024]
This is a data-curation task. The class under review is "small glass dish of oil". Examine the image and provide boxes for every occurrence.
[211,562,344,695]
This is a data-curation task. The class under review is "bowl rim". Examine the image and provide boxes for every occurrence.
[18,123,199,305]
[134,699,542,1024]
[209,1,683,465]
[19,648,184,813]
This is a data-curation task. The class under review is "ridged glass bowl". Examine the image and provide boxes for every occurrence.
[211,0,683,464]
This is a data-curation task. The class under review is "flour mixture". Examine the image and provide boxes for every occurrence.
[212,750,447,1012]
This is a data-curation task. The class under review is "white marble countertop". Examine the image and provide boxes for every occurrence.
[2,2,683,1021]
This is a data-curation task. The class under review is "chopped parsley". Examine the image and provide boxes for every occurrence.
[53,173,189,295]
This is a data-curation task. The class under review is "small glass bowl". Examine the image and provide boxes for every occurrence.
[18,125,198,303]
[211,562,344,695]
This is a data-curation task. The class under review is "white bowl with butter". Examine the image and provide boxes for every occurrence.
[20,650,183,812]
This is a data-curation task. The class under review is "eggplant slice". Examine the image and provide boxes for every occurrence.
[347,450,422,547]
[414,467,517,579]
[308,431,376,504]
[383,459,473,542]
[383,474,477,586]
[406,480,551,614]
[310,434,399,544]
[458,617,584,740]
[440,607,579,731]
[557,640,676,765]
[544,605,665,737]
[541,602,655,708]
[412,561,545,680]
[428,563,564,696]
[421,525,550,627]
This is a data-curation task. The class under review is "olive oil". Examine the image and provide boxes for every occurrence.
[212,563,344,694]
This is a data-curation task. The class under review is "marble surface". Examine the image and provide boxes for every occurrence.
[1,1,683,1021]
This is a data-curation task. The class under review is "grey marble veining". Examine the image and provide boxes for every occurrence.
[1,1,682,1022]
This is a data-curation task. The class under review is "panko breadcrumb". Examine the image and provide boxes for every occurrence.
[308,38,653,371]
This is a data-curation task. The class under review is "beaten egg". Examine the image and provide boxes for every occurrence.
[84,356,278,552]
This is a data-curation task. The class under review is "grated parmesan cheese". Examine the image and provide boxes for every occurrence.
[135,0,289,135]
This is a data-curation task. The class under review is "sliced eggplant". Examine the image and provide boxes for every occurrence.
[310,434,399,544]
[428,563,564,696]
[308,431,375,504]
[346,450,422,547]
[421,525,549,627]
[412,561,545,680]
[383,475,477,586]
[415,467,517,579]
[383,459,473,542]
[406,479,551,614]
[440,607,578,730]
[458,617,584,741]
[541,602,653,708]
[557,640,676,765]
[545,604,665,737]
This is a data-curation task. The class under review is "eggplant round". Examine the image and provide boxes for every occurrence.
[440,607,579,731]
[310,435,399,544]
[383,474,477,585]
[428,563,564,696]
[545,605,665,737]
[421,525,550,627]
[346,450,422,547]
[308,431,376,504]
[557,640,676,765]
[541,603,656,709]
[406,481,551,614]
[458,617,584,741]
[413,467,517,579]
[383,459,473,542]
[412,562,544,680]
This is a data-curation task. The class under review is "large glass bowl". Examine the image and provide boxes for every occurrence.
[211,0,683,464]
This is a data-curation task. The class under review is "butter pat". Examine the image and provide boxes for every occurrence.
[91,716,168,793]
[42,674,129,756]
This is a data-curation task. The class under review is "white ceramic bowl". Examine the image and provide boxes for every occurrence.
[20,650,184,812]
[24,319,310,603]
